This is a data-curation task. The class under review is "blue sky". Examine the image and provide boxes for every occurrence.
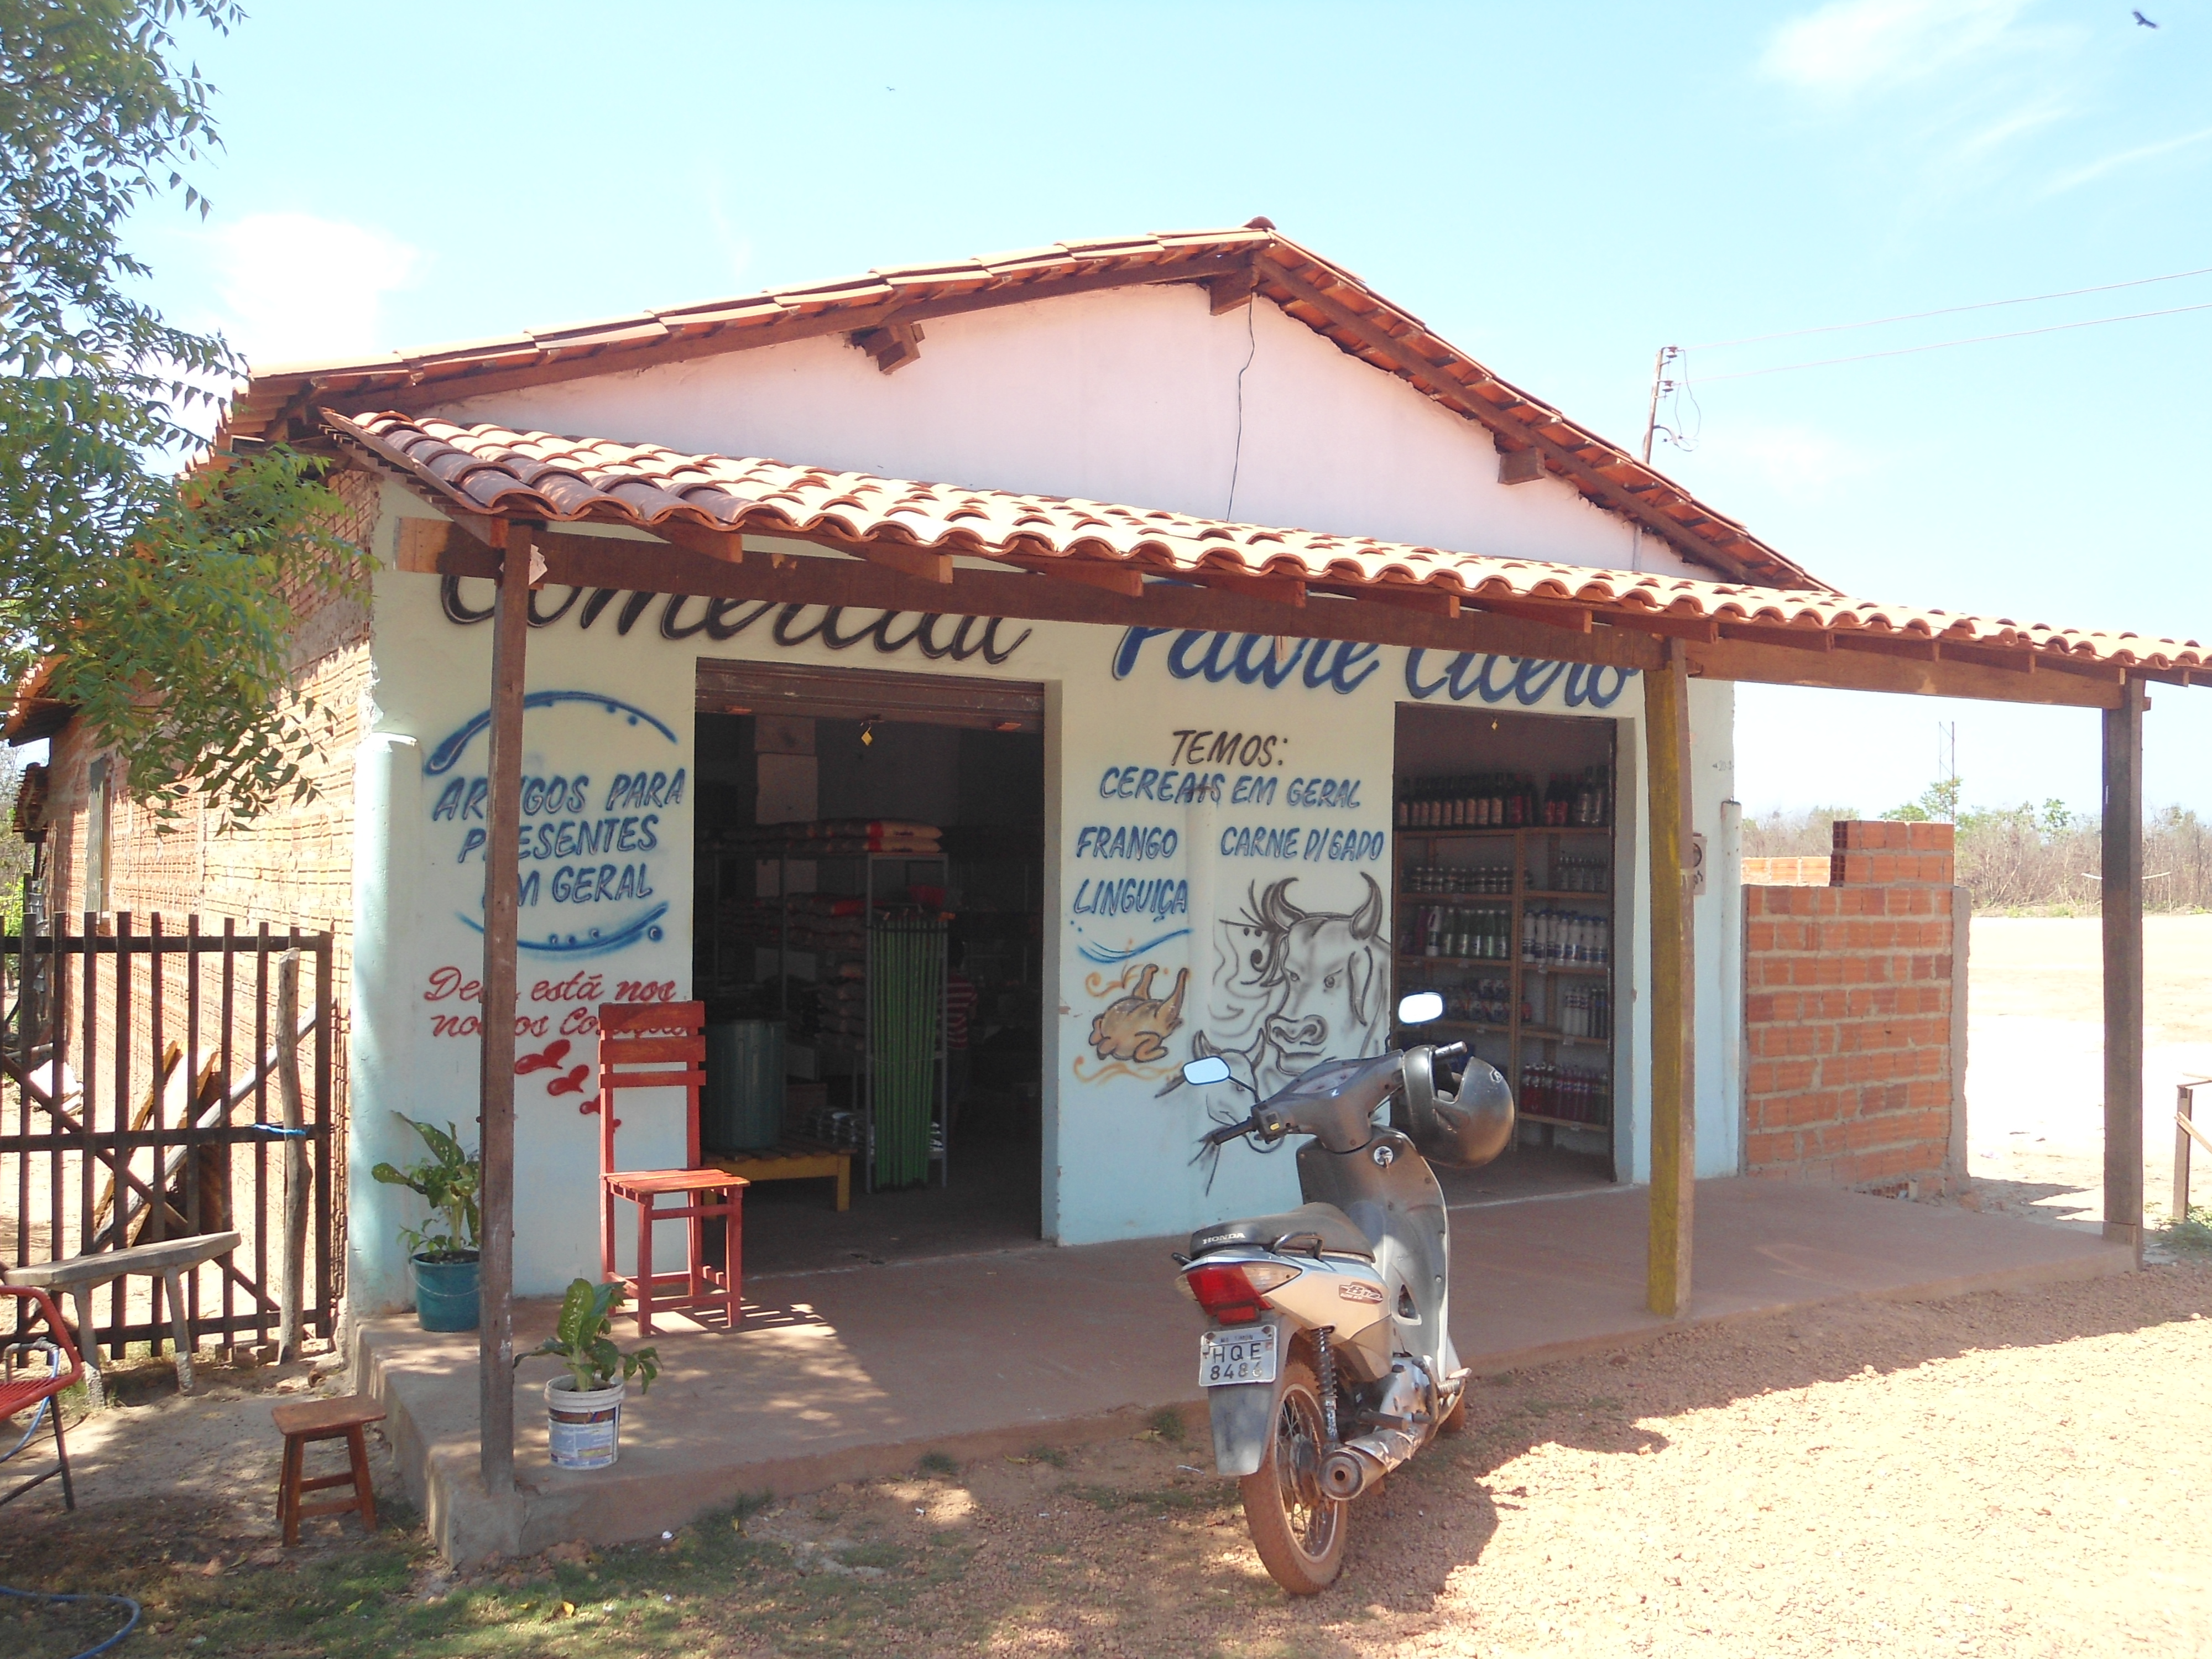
[139,1,2212,818]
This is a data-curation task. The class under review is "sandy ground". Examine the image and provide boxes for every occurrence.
[6,1264,2212,1656]
[1966,915,2212,1228]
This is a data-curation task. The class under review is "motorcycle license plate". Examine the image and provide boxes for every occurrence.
[1198,1326,1278,1388]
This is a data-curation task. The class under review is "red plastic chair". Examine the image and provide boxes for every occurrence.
[1,1286,84,1511]
[591,1003,744,1336]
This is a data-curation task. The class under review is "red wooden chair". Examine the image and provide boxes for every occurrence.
[1,1285,84,1510]
[591,1003,745,1336]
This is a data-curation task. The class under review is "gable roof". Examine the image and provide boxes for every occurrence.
[227,226,1822,591]
[325,409,2208,686]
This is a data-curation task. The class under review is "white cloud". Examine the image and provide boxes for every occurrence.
[209,213,423,371]
[1762,0,2029,96]
[2045,123,2212,195]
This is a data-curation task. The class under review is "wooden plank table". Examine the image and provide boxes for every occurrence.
[6,1230,244,1403]
[707,1142,852,1211]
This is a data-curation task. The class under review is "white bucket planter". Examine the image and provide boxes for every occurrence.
[545,1376,626,1470]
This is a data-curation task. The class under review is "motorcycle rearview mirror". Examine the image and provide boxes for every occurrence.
[1181,1055,1233,1087]
[1396,990,1445,1026]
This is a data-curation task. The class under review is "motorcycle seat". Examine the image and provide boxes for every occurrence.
[1188,1201,1375,1261]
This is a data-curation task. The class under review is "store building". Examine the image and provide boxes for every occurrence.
[19,226,2198,1323]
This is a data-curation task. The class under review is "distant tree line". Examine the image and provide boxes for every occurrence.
[1740,786,2212,913]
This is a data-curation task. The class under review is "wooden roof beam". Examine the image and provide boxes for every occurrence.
[390,514,1661,670]
[1256,258,1788,588]
[314,250,1259,424]
[850,321,924,373]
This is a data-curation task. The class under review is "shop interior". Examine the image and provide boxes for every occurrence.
[692,671,1045,1275]
[1393,702,1622,1202]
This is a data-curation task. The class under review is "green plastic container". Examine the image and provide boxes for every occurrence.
[413,1253,480,1332]
[705,1020,785,1152]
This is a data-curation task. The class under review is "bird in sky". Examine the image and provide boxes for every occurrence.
[2133,9,2158,25]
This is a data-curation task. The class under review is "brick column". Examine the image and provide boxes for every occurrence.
[1740,821,1960,1192]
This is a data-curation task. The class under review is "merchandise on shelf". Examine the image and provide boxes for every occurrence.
[1416,904,1514,961]
[1519,1060,1611,1125]
[1548,853,1609,893]
[1518,907,1611,967]
[1406,861,1512,895]
[1396,768,1611,831]
[1558,984,1612,1040]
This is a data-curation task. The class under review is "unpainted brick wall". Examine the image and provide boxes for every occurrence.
[36,469,379,1284]
[1742,820,1963,1192]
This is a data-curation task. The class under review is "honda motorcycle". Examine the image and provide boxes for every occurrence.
[1175,992,1514,1594]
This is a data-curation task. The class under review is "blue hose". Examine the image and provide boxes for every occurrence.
[0,1583,141,1656]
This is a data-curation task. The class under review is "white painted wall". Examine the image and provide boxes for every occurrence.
[341,280,1745,1307]
[346,521,1703,1301]
[436,283,1706,581]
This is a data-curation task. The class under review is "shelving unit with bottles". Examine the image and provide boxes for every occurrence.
[1392,766,1617,1139]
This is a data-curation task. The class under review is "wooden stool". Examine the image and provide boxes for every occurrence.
[274,1395,384,1547]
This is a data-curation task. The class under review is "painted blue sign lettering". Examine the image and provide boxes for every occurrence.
[1404,651,1636,709]
[1074,826,1181,861]
[1070,878,1190,922]
[1112,629,1381,695]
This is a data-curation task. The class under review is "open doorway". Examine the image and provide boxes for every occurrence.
[693,662,1045,1274]
[1394,703,1621,1205]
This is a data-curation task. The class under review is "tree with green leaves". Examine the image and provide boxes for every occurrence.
[3,0,368,827]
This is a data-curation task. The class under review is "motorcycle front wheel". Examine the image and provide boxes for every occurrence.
[1239,1355,1347,1594]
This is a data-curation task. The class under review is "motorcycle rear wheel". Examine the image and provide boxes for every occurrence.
[1239,1356,1347,1594]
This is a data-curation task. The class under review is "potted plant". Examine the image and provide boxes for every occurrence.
[519,1279,661,1470]
[370,1115,482,1332]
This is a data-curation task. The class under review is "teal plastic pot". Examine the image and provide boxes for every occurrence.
[412,1253,481,1332]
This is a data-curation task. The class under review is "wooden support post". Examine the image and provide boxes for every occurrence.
[478,524,531,1493]
[276,948,306,1363]
[2176,1082,2206,1227]
[2103,677,2145,1263]
[1645,639,1697,1317]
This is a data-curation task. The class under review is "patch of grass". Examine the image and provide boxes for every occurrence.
[915,1449,960,1479]
[1061,1481,1218,1515]
[1010,1444,1070,1469]
[1144,1406,1188,1444]
[0,1488,991,1658]
[2159,1205,2212,1254]
[729,1487,776,1522]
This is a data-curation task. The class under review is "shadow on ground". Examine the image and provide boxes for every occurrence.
[4,1262,2209,1657]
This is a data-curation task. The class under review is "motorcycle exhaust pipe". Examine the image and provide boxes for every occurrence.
[1319,1425,1423,1500]
[1319,1446,1384,1500]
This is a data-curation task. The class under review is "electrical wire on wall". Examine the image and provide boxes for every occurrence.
[1225,294,1258,520]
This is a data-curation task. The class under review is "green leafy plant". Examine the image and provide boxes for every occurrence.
[2,1,375,831]
[518,1280,661,1396]
[369,1115,481,1261]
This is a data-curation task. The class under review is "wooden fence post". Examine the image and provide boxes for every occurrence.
[276,947,307,1361]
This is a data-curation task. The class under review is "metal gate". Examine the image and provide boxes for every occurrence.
[0,913,335,1360]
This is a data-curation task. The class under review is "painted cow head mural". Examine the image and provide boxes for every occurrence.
[1179,874,1392,1103]
[1251,875,1389,1091]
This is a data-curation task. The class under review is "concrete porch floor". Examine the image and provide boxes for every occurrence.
[358,1176,2132,1563]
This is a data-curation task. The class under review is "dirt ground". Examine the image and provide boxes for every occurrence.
[7,1262,2212,1657]
[4,913,2207,1655]
[1966,914,2212,1229]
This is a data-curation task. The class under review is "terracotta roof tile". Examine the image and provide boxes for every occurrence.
[327,411,2208,679]
[220,227,1813,589]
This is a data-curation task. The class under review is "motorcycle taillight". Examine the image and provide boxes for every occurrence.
[1183,1261,1300,1326]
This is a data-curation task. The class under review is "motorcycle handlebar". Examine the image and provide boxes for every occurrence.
[1202,1115,1258,1147]
[1431,1041,1468,1064]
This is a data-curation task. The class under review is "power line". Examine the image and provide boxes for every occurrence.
[1689,296,2212,383]
[1684,261,2212,352]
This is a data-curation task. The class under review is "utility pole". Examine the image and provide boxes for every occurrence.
[1642,346,1682,464]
